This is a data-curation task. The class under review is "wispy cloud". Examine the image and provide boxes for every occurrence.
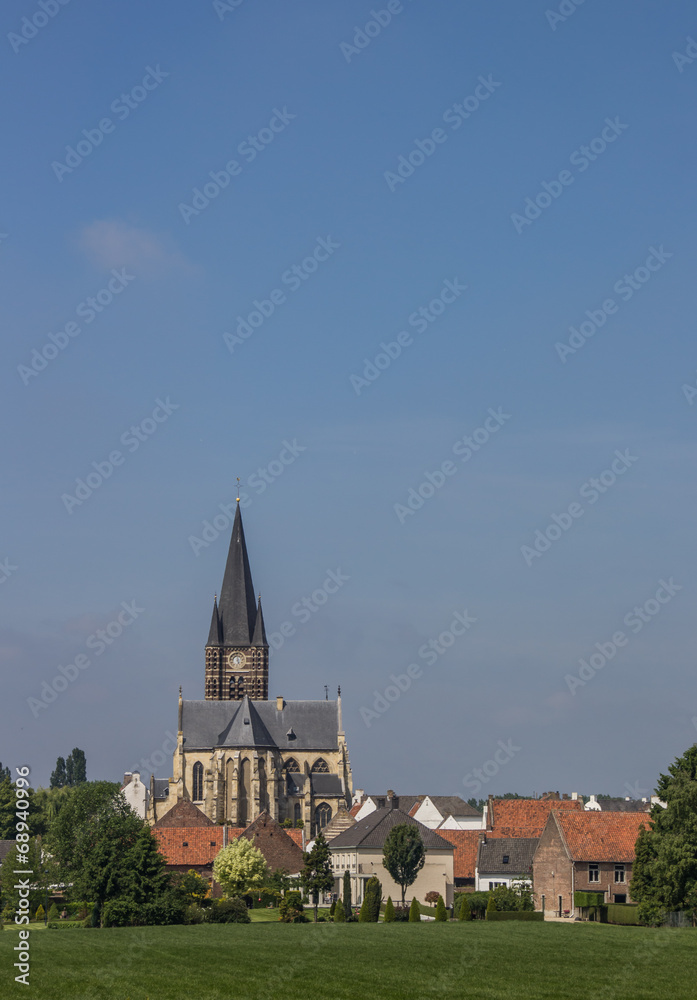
[77,219,196,277]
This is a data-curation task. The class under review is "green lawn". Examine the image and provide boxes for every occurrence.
[0,921,694,999]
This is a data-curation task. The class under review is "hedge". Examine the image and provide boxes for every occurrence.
[485,911,544,921]
[574,891,605,908]
[603,904,640,926]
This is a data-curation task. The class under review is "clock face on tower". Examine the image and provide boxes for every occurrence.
[228,652,246,668]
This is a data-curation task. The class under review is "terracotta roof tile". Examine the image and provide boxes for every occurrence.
[491,798,583,838]
[438,830,480,879]
[555,811,648,862]
[154,826,225,866]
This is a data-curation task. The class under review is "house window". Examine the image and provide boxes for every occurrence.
[502,855,509,864]
[614,893,627,904]
[311,758,330,773]
[489,882,505,890]
[614,865,625,883]
[588,864,599,883]
[192,761,204,802]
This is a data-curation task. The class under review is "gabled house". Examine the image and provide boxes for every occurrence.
[486,795,583,837]
[412,796,484,831]
[533,809,648,916]
[327,804,454,906]
[475,834,537,891]
[437,829,480,888]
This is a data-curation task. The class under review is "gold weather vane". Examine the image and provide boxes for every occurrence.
[236,476,241,502]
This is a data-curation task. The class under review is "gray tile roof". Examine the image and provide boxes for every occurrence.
[428,795,481,818]
[311,774,344,797]
[153,778,170,801]
[182,698,340,751]
[594,798,651,813]
[477,837,538,875]
[218,696,275,748]
[328,807,454,851]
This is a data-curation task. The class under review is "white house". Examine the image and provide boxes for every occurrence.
[413,796,485,831]
[121,771,148,819]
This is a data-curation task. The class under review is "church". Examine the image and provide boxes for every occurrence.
[147,501,353,837]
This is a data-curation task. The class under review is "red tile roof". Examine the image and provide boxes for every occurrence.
[349,803,362,817]
[438,830,480,879]
[490,798,583,838]
[286,828,304,850]
[154,825,228,867]
[555,811,648,862]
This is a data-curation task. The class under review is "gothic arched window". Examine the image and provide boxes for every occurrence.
[284,758,300,773]
[192,761,203,802]
[315,803,331,829]
[294,802,302,824]
[311,757,330,773]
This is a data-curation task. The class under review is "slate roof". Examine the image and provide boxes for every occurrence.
[153,778,170,801]
[438,830,479,879]
[182,698,340,751]
[215,503,263,646]
[311,773,344,797]
[593,798,651,813]
[555,811,648,862]
[427,796,481,819]
[489,798,583,838]
[478,837,538,875]
[0,840,15,867]
[327,807,454,851]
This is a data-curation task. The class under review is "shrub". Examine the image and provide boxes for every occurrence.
[34,904,45,923]
[329,900,336,917]
[209,897,250,924]
[333,899,346,922]
[485,896,497,919]
[48,903,59,921]
[279,891,305,923]
[435,896,447,921]
[605,903,640,926]
[342,871,352,912]
[467,892,490,919]
[455,894,471,921]
[425,891,441,905]
[408,898,420,922]
[383,897,395,923]
[185,904,206,924]
[485,911,544,921]
[359,877,382,922]
[393,906,410,922]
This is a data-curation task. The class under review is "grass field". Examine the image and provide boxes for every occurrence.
[1,921,694,999]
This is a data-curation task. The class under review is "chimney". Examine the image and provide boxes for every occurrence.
[122,772,132,786]
[387,789,395,809]
[276,696,285,711]
[571,792,578,800]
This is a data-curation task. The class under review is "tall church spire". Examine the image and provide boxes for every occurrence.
[218,502,258,646]
[252,596,268,646]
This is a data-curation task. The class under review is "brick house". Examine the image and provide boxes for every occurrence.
[486,796,583,837]
[533,810,648,917]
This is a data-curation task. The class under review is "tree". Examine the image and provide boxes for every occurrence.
[408,897,420,922]
[50,757,67,789]
[359,876,381,922]
[333,898,346,922]
[170,869,210,905]
[67,748,87,785]
[0,839,51,917]
[457,894,471,921]
[382,823,426,907]
[213,837,268,900]
[31,785,74,838]
[486,895,497,919]
[279,890,304,923]
[435,896,447,921]
[343,869,352,914]
[383,896,395,922]
[631,743,697,925]
[299,831,334,922]
[0,778,39,839]
[0,763,10,783]
[491,882,534,912]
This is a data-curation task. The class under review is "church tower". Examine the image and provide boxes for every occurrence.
[204,501,269,700]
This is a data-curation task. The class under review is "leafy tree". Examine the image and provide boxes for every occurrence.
[425,890,441,905]
[0,778,39,839]
[67,748,87,785]
[31,785,74,838]
[279,890,305,923]
[631,743,697,925]
[382,823,425,907]
[466,891,490,920]
[50,757,67,789]
[383,896,395,922]
[343,869,352,913]
[213,837,268,899]
[34,903,45,923]
[408,897,420,922]
[359,876,381,922]
[265,867,291,897]
[170,869,210,905]
[435,896,447,921]
[457,894,471,921]
[491,883,533,912]
[333,898,346,922]
[209,897,250,923]
[299,831,334,922]
[0,839,52,916]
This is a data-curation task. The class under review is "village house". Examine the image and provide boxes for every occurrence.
[475,834,537,892]
[410,795,484,831]
[533,809,648,917]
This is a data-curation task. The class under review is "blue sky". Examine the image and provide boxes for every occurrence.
[2,0,696,800]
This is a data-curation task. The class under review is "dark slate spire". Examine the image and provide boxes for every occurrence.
[251,596,268,646]
[218,695,276,748]
[218,502,258,646]
[206,595,222,646]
